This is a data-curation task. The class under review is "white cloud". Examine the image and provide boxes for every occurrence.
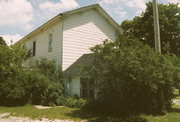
[167,0,179,4]
[129,0,146,10]
[0,0,33,26]
[24,24,34,31]
[100,0,115,4]
[113,7,127,18]
[167,0,180,7]
[116,11,127,18]
[39,0,79,19]
[100,0,146,10]
[99,0,146,21]
[0,34,23,45]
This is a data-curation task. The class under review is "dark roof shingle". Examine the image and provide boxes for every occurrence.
[62,53,94,77]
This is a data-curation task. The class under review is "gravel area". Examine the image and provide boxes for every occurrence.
[173,99,180,105]
[34,105,64,109]
[0,113,76,122]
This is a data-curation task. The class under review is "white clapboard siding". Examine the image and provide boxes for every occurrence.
[62,9,117,71]
[25,22,63,66]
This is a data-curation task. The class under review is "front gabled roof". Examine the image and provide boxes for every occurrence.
[16,4,123,45]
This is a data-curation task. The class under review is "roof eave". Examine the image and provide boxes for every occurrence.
[15,4,123,45]
[15,14,62,45]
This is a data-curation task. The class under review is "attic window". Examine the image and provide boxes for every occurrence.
[48,34,53,52]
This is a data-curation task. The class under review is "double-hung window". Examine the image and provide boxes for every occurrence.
[48,34,53,52]
[32,41,36,56]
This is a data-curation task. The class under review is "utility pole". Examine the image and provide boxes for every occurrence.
[153,0,161,53]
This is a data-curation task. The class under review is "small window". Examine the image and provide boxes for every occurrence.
[32,41,36,56]
[48,34,53,52]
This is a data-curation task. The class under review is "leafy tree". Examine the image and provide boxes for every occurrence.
[0,37,6,45]
[121,2,180,56]
[27,58,64,105]
[84,39,176,114]
[0,45,64,106]
[33,58,62,82]
[41,81,64,106]
[0,45,31,106]
[168,55,180,93]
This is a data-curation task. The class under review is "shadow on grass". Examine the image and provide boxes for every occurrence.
[64,109,147,122]
[170,107,180,113]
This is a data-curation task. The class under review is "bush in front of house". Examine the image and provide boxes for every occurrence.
[0,45,30,106]
[168,55,180,93]
[84,39,177,115]
[27,58,64,106]
[41,81,64,106]
[63,96,87,108]
[0,74,28,106]
[0,45,64,106]
[23,69,64,106]
[32,58,62,82]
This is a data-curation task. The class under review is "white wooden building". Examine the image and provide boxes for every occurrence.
[16,4,122,98]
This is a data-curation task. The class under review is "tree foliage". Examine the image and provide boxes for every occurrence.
[0,45,32,105]
[85,39,177,114]
[0,37,6,45]
[121,2,180,56]
[0,45,64,106]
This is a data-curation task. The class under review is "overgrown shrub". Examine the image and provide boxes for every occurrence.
[0,45,30,106]
[41,81,64,106]
[24,70,49,105]
[26,58,64,105]
[84,39,177,115]
[0,45,64,106]
[33,58,62,81]
[169,56,180,93]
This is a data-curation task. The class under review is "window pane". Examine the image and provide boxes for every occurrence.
[89,80,94,89]
[89,89,94,99]
[81,78,88,89]
[33,41,36,56]
[82,89,88,98]
[48,34,52,52]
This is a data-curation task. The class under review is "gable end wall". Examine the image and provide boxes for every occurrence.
[62,9,117,71]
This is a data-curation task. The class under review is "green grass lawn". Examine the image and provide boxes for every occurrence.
[142,105,180,122]
[1,104,180,122]
[1,94,180,122]
[175,96,180,100]
[0,105,98,121]
[174,89,179,95]
[174,89,180,100]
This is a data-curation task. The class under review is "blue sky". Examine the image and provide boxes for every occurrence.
[0,0,179,45]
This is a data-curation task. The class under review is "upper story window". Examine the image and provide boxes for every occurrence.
[48,34,53,52]
[32,41,36,56]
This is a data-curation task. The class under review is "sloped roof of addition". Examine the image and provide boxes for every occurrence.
[62,53,94,77]
[15,4,123,45]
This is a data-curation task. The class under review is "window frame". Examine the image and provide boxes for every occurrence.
[32,41,36,56]
[80,78,94,99]
[48,34,53,52]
